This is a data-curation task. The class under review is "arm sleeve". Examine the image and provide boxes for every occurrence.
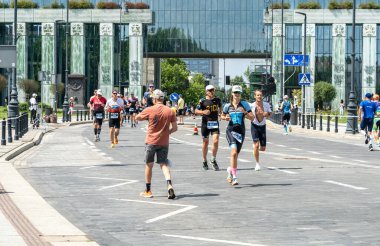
[242,101,252,113]
[223,104,230,114]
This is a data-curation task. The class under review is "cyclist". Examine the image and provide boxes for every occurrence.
[195,85,222,171]
[221,85,254,186]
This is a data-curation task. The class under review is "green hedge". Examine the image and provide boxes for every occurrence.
[69,0,94,9]
[359,2,380,9]
[10,0,39,8]
[328,0,353,9]
[297,1,321,9]
[270,2,291,9]
[43,1,64,9]
[0,2,10,8]
[96,1,120,9]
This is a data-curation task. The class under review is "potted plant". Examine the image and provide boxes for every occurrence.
[125,1,149,9]
[0,2,10,8]
[297,1,321,9]
[359,2,380,9]
[69,0,94,9]
[270,2,291,9]
[96,1,120,9]
[328,0,353,10]
[10,0,39,8]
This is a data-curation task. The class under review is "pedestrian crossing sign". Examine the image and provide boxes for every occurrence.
[298,73,311,86]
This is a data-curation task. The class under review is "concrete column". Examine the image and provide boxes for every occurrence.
[332,24,346,110]
[16,23,27,102]
[271,24,285,105]
[70,23,85,75]
[41,23,55,106]
[99,23,114,98]
[362,24,377,97]
[129,23,144,100]
[304,24,315,113]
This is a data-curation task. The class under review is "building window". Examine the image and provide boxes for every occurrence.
[315,25,332,83]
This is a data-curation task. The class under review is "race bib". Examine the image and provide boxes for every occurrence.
[129,108,135,112]
[231,131,243,143]
[110,113,119,119]
[95,113,103,119]
[207,121,219,129]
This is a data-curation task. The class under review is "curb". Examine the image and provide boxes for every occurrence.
[3,131,45,161]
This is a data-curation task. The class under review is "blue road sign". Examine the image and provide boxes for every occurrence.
[284,54,309,66]
[298,73,311,86]
[170,92,179,101]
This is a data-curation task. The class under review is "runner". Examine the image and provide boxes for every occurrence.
[221,85,254,186]
[128,93,139,128]
[280,95,293,135]
[136,89,177,199]
[87,89,98,139]
[371,94,380,146]
[118,93,125,127]
[89,90,107,142]
[195,85,222,171]
[359,93,377,151]
[143,83,155,107]
[105,90,124,148]
[250,90,272,171]
[178,94,185,125]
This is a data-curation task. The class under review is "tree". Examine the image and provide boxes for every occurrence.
[314,81,337,110]
[184,73,206,106]
[161,58,190,96]
[19,79,39,98]
[227,76,250,101]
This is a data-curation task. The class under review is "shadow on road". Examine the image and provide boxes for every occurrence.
[234,183,292,189]
[175,193,220,199]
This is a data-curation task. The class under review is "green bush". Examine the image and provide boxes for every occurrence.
[45,0,64,9]
[19,79,39,97]
[0,2,10,8]
[19,102,29,112]
[314,81,337,110]
[328,0,353,9]
[297,1,321,9]
[270,2,291,9]
[96,1,120,9]
[125,1,149,9]
[359,2,380,9]
[10,0,39,8]
[69,0,94,9]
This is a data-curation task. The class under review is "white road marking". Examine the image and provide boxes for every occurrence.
[266,141,272,144]
[308,151,321,155]
[329,155,342,159]
[185,133,193,136]
[110,198,197,224]
[83,177,138,190]
[80,166,97,170]
[85,138,94,146]
[291,148,302,151]
[354,159,369,164]
[162,234,267,246]
[267,167,298,174]
[238,158,250,163]
[276,144,286,147]
[99,153,106,156]
[91,148,100,152]
[324,180,368,190]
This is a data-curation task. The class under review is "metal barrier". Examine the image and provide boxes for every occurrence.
[0,113,29,146]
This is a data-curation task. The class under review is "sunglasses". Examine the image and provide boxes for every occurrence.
[112,93,117,95]
[149,86,154,88]
[207,89,215,92]
[233,91,241,94]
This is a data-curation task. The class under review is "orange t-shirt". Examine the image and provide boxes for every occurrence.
[139,104,176,146]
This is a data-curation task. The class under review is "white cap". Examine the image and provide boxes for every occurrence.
[96,89,102,95]
[232,85,242,93]
[205,85,215,91]
[153,89,164,99]
[32,93,37,97]
[283,95,289,99]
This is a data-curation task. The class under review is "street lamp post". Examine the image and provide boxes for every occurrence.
[295,12,307,125]
[346,0,358,134]
[280,0,284,99]
[8,0,19,121]
[62,0,69,122]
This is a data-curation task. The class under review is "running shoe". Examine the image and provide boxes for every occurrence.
[210,160,220,171]
[168,188,176,199]
[94,136,98,142]
[232,178,239,186]
[97,135,100,142]
[140,190,153,198]
[226,169,233,183]
[365,136,369,144]
[289,126,292,132]
[115,136,119,144]
[255,163,261,171]
[369,144,374,151]
[202,161,209,170]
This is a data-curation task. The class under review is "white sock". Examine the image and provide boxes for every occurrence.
[211,156,216,162]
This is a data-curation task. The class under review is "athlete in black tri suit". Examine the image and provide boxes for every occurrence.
[195,85,222,171]
[128,93,140,128]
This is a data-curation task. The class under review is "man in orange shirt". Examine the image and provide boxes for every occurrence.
[136,89,178,199]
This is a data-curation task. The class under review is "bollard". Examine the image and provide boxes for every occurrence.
[313,114,317,130]
[25,113,28,134]
[80,110,83,121]
[307,115,310,129]
[302,114,305,128]
[298,113,302,126]
[310,114,313,128]
[1,119,6,145]
[19,115,23,138]
[319,114,323,131]
[7,119,12,143]
[84,111,87,121]
[335,115,338,133]
[76,110,79,122]
[14,116,19,141]
[327,116,331,132]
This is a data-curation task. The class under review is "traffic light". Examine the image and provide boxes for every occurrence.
[226,76,230,85]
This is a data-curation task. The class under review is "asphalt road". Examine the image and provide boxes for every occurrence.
[13,118,380,246]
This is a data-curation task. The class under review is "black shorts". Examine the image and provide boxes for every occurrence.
[129,107,137,114]
[201,122,220,139]
[145,145,169,164]
[93,111,104,126]
[226,125,245,153]
[109,112,121,128]
[360,118,374,132]
[251,123,267,147]
[282,113,291,123]
[178,109,184,116]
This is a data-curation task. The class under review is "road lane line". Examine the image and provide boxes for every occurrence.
[291,148,302,151]
[80,166,97,169]
[85,138,94,146]
[267,167,298,174]
[238,159,250,163]
[84,177,135,182]
[162,234,267,246]
[98,181,138,191]
[324,180,368,190]
[110,198,197,224]
[276,144,286,147]
[354,159,369,164]
[329,155,342,159]
[308,151,321,155]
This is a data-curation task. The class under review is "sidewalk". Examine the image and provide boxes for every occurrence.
[0,124,99,246]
